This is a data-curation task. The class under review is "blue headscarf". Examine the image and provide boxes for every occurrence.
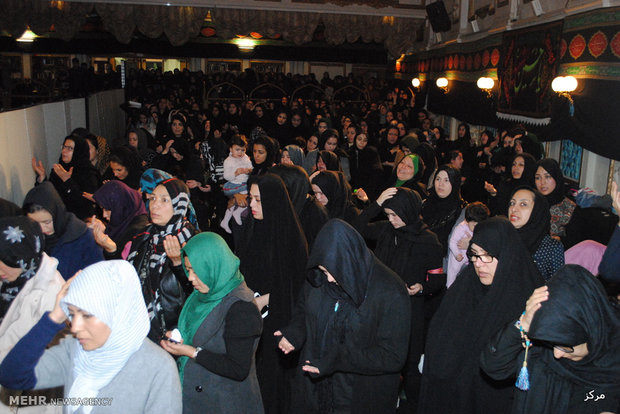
[140,168,200,230]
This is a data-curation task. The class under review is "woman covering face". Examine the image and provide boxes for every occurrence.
[482,265,620,414]
[276,219,410,413]
[92,180,148,246]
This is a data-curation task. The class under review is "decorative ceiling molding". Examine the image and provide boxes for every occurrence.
[65,0,427,18]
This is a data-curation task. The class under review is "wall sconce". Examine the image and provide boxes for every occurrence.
[411,78,421,88]
[552,76,577,116]
[477,77,495,97]
[436,77,449,93]
[16,27,37,42]
[235,38,256,51]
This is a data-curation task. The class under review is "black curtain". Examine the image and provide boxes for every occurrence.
[427,80,498,128]
[534,78,620,160]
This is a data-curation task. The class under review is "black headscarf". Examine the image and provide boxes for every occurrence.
[237,173,308,329]
[510,185,551,254]
[0,216,45,321]
[421,165,464,253]
[48,136,100,219]
[376,187,443,284]
[510,153,537,187]
[269,164,309,216]
[382,187,426,239]
[420,217,544,413]
[537,158,566,206]
[251,135,279,176]
[22,181,88,254]
[308,219,373,306]
[311,170,358,223]
[524,265,620,413]
[270,164,329,250]
[55,135,92,172]
[108,145,143,190]
[317,150,343,173]
[305,219,374,412]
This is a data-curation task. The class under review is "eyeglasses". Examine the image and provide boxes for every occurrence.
[466,249,495,263]
[539,340,574,354]
[62,145,74,151]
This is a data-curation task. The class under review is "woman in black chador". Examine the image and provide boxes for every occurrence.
[481,265,620,414]
[277,219,411,414]
[354,187,445,411]
[419,217,544,414]
[234,173,308,414]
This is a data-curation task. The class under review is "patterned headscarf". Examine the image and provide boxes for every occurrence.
[140,168,200,230]
[61,260,150,414]
[128,178,194,281]
[0,217,44,322]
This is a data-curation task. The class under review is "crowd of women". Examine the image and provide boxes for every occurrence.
[0,72,618,414]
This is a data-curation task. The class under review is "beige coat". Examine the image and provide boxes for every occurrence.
[0,253,64,414]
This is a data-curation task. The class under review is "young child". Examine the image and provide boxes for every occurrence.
[220,134,253,233]
[446,202,490,287]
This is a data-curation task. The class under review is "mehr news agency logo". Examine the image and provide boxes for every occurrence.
[9,396,113,406]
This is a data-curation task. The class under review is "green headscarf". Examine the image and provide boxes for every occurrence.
[395,154,420,187]
[177,232,244,381]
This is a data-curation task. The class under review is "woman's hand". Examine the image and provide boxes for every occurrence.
[52,164,73,182]
[49,272,79,324]
[32,157,46,182]
[309,171,320,182]
[407,283,423,296]
[484,181,497,196]
[198,184,211,193]
[274,331,295,354]
[302,361,320,375]
[376,187,397,206]
[164,235,182,266]
[521,286,549,332]
[88,217,117,253]
[82,192,95,203]
[354,188,368,203]
[162,139,174,155]
[160,332,195,357]
[185,179,200,189]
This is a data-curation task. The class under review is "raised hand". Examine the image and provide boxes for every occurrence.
[52,164,73,182]
[376,187,398,206]
[521,286,549,332]
[32,157,46,182]
[164,235,182,266]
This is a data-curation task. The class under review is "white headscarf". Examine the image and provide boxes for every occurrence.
[60,260,149,414]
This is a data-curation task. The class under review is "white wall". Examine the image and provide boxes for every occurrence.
[0,89,125,205]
